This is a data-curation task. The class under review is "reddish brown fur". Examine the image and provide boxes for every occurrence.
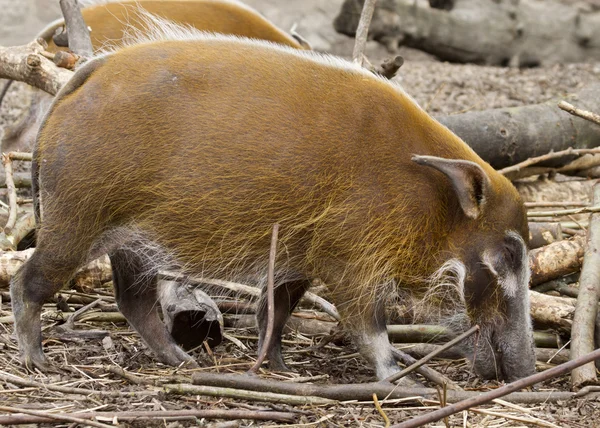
[14,36,532,379]
[38,39,526,324]
[40,0,303,52]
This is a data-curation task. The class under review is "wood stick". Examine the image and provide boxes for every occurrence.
[59,0,93,58]
[390,347,600,428]
[559,101,600,127]
[190,372,587,404]
[384,325,479,384]
[498,147,600,176]
[352,0,377,65]
[0,409,296,425]
[0,41,73,95]
[2,154,17,233]
[389,347,462,391]
[0,371,156,398]
[571,182,600,387]
[248,223,279,373]
[164,382,336,406]
[0,405,112,428]
[527,205,600,217]
[0,211,35,251]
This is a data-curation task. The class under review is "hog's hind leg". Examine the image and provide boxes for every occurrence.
[11,249,80,371]
[109,248,197,367]
[257,279,311,371]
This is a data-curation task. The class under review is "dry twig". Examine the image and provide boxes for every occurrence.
[384,325,479,384]
[498,147,600,176]
[352,0,377,65]
[571,182,600,387]
[391,347,600,428]
[190,372,586,404]
[559,101,600,127]
[249,223,279,374]
[373,393,391,427]
[0,405,112,428]
[0,409,296,425]
[0,40,73,95]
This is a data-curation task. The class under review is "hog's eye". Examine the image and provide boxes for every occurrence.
[503,233,525,269]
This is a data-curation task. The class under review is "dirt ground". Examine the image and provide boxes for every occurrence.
[1,0,600,427]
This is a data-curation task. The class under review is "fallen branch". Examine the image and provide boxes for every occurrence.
[559,101,600,127]
[516,178,596,206]
[164,382,336,406]
[527,205,600,218]
[0,211,35,251]
[571,182,600,388]
[499,147,600,176]
[0,409,295,425]
[389,347,462,391]
[0,406,111,428]
[190,372,588,404]
[0,371,156,398]
[391,347,600,428]
[384,325,479,384]
[0,40,72,95]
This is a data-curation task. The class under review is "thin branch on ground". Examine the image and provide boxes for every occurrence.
[390,347,600,428]
[571,182,600,387]
[0,405,112,428]
[527,205,600,217]
[0,408,296,425]
[190,372,588,404]
[384,325,479,384]
[373,393,391,427]
[0,371,156,398]
[498,147,600,176]
[389,347,462,391]
[559,101,600,127]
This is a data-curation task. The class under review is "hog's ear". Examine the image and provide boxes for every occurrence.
[412,155,489,219]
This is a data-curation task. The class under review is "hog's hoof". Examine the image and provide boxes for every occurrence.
[267,356,292,373]
[21,351,52,373]
[157,347,199,369]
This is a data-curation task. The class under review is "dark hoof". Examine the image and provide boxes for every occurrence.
[21,353,53,373]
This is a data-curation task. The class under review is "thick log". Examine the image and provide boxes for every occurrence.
[437,86,600,169]
[529,290,575,333]
[334,0,600,66]
[528,222,562,249]
[516,178,594,205]
[529,235,586,286]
